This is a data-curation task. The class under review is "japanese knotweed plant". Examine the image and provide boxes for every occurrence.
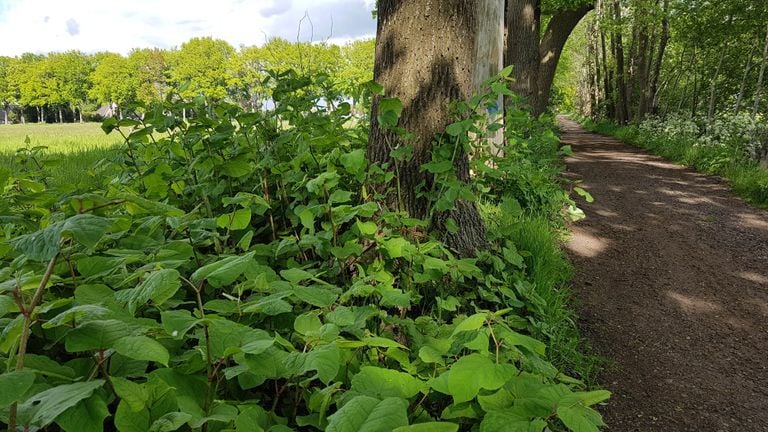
[0,69,608,431]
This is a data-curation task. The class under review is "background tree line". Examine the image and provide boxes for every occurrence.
[570,0,768,125]
[0,37,375,124]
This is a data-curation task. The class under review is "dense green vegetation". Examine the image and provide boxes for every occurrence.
[0,66,606,431]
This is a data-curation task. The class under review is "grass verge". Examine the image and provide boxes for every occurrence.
[580,118,768,208]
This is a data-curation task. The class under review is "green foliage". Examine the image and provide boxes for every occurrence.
[0,71,606,431]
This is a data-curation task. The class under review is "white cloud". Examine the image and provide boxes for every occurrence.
[0,0,376,56]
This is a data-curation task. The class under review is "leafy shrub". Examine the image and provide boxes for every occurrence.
[0,70,606,431]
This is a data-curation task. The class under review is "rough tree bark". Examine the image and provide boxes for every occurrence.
[505,0,540,105]
[537,4,595,115]
[505,0,593,116]
[367,0,488,257]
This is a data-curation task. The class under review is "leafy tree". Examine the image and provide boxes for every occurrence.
[89,53,136,118]
[338,39,375,108]
[48,51,93,123]
[11,53,49,123]
[0,56,14,124]
[129,48,169,106]
[227,45,267,110]
[168,37,234,102]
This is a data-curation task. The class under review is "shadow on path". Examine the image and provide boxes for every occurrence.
[560,117,768,431]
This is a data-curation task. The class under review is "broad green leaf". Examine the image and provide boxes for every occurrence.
[64,319,135,352]
[115,400,150,432]
[556,404,605,432]
[480,411,547,432]
[303,344,341,384]
[351,366,428,399]
[161,309,199,339]
[216,208,252,230]
[573,187,594,203]
[294,312,322,335]
[421,160,453,174]
[55,393,109,432]
[115,269,181,314]
[294,285,338,307]
[326,396,409,432]
[340,149,367,174]
[355,220,378,236]
[496,327,546,356]
[0,370,36,408]
[61,214,113,250]
[235,405,268,432]
[452,313,489,336]
[10,223,64,261]
[383,237,411,259]
[113,336,170,366]
[393,423,460,432]
[431,354,517,404]
[149,412,193,432]
[112,377,149,412]
[563,390,611,407]
[280,267,313,284]
[191,252,255,288]
[42,305,110,329]
[19,380,104,428]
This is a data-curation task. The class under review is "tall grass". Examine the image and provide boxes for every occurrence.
[0,122,120,189]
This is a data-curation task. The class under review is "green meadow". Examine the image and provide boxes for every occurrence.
[0,122,120,188]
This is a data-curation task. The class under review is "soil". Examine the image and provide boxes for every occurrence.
[559,117,768,431]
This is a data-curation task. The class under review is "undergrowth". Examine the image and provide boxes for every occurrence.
[580,117,768,207]
[0,70,606,431]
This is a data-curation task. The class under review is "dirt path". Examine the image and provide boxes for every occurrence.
[559,117,768,431]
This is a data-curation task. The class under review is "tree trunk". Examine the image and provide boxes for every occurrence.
[649,0,669,114]
[58,107,63,124]
[735,43,756,113]
[611,0,629,123]
[752,24,768,121]
[599,9,614,119]
[79,108,83,123]
[535,4,593,116]
[3,107,7,125]
[474,0,505,149]
[368,0,487,257]
[505,0,541,108]
[707,45,728,125]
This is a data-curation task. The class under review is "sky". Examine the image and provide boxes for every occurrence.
[0,0,377,56]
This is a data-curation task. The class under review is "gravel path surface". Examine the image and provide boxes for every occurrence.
[560,117,768,431]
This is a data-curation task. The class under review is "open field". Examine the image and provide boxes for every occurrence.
[0,122,121,153]
[0,122,120,188]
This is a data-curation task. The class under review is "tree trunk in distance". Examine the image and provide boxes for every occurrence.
[751,24,768,121]
[536,4,593,116]
[505,0,541,107]
[707,45,727,125]
[735,43,756,113]
[649,0,670,114]
[368,0,487,257]
[612,0,629,123]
